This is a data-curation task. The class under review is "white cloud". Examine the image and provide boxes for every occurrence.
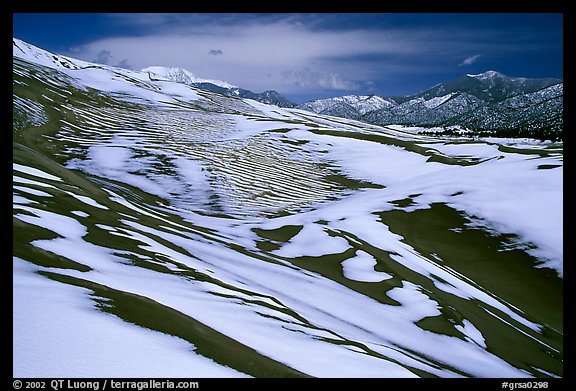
[459,54,482,67]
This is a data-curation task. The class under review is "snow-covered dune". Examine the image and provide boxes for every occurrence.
[13,38,563,378]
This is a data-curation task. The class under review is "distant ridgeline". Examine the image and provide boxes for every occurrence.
[142,66,562,141]
[142,66,297,109]
[298,71,563,141]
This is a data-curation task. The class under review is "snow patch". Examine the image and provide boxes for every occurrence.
[273,223,350,258]
[342,250,393,282]
[455,319,487,348]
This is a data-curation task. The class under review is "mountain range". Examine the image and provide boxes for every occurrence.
[299,71,563,140]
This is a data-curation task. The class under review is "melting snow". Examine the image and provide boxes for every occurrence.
[341,250,393,282]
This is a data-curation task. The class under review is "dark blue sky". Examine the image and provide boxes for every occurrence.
[13,13,563,103]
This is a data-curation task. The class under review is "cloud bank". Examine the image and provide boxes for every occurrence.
[64,14,561,98]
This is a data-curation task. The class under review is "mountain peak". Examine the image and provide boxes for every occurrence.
[466,70,505,80]
[142,66,237,89]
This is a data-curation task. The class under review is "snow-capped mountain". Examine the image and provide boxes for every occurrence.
[142,66,237,89]
[299,71,563,140]
[143,65,296,108]
[299,95,397,121]
[410,70,561,103]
